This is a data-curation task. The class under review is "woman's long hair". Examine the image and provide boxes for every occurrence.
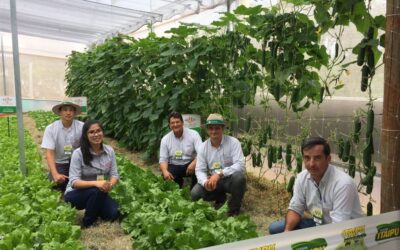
[80,120,104,167]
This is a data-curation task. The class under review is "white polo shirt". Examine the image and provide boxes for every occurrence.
[195,135,245,186]
[289,164,363,225]
[41,120,84,164]
[159,127,202,166]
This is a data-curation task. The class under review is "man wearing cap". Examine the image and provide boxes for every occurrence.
[41,101,84,192]
[159,112,203,189]
[191,113,246,216]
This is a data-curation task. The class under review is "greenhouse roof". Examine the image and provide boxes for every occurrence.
[0,0,227,44]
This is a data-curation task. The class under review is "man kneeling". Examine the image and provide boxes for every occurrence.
[191,113,246,216]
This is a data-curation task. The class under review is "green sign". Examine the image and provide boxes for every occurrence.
[376,221,400,241]
[291,238,328,250]
[0,96,16,113]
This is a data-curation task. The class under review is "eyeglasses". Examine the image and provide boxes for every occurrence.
[88,129,103,135]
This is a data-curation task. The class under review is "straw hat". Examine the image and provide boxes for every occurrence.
[52,100,82,115]
[205,113,225,126]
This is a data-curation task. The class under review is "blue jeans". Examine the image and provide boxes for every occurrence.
[64,187,119,227]
[191,171,246,213]
[268,218,316,234]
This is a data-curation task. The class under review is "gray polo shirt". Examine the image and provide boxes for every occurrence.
[65,144,119,194]
[289,165,363,225]
[195,135,245,186]
[159,127,202,166]
[41,120,84,164]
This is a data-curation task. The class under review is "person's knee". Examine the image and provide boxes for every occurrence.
[268,220,285,235]
[106,206,119,221]
[190,184,203,201]
[231,171,246,188]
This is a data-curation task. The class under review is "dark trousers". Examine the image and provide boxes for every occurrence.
[191,171,246,213]
[167,162,197,189]
[64,187,119,227]
[48,162,70,192]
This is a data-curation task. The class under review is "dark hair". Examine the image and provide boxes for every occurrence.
[80,120,104,167]
[168,112,183,123]
[301,136,330,156]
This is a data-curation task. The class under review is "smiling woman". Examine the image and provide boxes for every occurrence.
[64,120,120,228]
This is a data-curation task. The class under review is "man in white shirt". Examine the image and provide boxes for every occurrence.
[268,137,363,234]
[41,101,84,192]
[159,112,202,189]
[191,113,246,216]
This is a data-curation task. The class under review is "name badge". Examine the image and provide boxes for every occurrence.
[97,175,105,181]
[175,150,183,160]
[212,161,222,174]
[311,207,323,226]
[64,144,72,156]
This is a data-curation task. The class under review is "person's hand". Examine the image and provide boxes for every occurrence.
[52,172,68,184]
[186,163,195,175]
[204,174,220,191]
[102,181,114,193]
[95,180,108,192]
[162,170,174,181]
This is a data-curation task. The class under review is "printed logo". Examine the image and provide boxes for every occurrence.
[375,221,400,241]
[291,238,327,250]
[336,225,367,250]
[250,244,276,250]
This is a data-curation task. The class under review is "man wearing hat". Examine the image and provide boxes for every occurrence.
[41,100,84,192]
[191,113,246,216]
[159,112,202,189]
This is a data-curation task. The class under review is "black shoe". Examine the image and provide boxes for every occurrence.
[227,210,240,217]
[214,194,227,209]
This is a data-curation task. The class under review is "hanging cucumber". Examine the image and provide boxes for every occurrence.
[287,176,295,196]
[245,115,252,133]
[361,65,369,92]
[335,42,339,59]
[262,40,267,68]
[348,155,356,178]
[268,145,273,169]
[256,152,262,167]
[367,202,373,216]
[296,152,302,173]
[259,127,268,146]
[242,138,252,157]
[366,46,375,76]
[271,145,277,163]
[363,146,372,169]
[342,139,351,162]
[361,173,373,186]
[366,109,374,136]
[319,86,325,104]
[286,144,292,170]
[252,152,257,168]
[277,145,283,160]
[353,117,361,143]
[338,138,345,160]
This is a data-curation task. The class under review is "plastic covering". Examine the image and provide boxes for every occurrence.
[0,0,226,44]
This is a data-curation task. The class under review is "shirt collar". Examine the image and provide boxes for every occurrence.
[306,164,332,185]
[89,144,105,156]
[173,128,185,139]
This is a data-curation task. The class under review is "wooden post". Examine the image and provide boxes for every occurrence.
[381,0,400,212]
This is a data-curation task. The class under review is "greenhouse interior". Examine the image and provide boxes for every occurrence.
[0,0,399,249]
